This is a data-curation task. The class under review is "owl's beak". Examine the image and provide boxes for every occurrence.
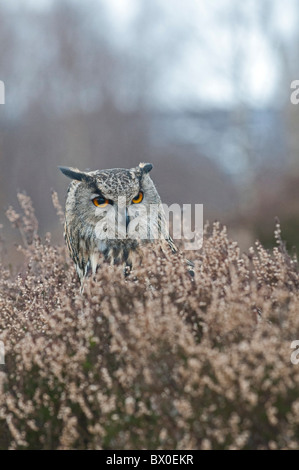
[125,210,130,231]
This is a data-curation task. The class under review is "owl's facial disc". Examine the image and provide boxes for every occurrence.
[92,192,148,241]
[71,165,158,240]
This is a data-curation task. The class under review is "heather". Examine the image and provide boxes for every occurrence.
[0,194,298,450]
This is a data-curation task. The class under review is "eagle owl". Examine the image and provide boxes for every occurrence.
[59,162,193,283]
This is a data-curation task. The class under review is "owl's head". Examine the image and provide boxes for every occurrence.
[59,162,165,241]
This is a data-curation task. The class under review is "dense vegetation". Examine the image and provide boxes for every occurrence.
[0,194,298,449]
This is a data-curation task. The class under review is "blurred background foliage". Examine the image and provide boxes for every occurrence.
[1,0,299,260]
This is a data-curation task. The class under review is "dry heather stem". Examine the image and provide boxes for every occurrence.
[0,196,298,449]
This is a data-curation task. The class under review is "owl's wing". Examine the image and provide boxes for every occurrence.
[163,236,195,278]
[166,235,178,254]
[64,220,75,261]
[64,220,85,278]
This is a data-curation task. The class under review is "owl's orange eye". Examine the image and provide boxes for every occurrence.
[132,191,143,204]
[92,196,109,208]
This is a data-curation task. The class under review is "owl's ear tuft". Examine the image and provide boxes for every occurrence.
[59,166,90,182]
[138,162,153,174]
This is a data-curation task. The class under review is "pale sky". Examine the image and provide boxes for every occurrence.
[105,0,298,108]
[9,0,299,108]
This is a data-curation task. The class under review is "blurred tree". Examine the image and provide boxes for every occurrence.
[5,0,295,254]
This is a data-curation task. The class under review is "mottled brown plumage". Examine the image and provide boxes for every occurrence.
[59,163,188,284]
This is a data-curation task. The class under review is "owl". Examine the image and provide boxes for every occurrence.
[59,162,193,283]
